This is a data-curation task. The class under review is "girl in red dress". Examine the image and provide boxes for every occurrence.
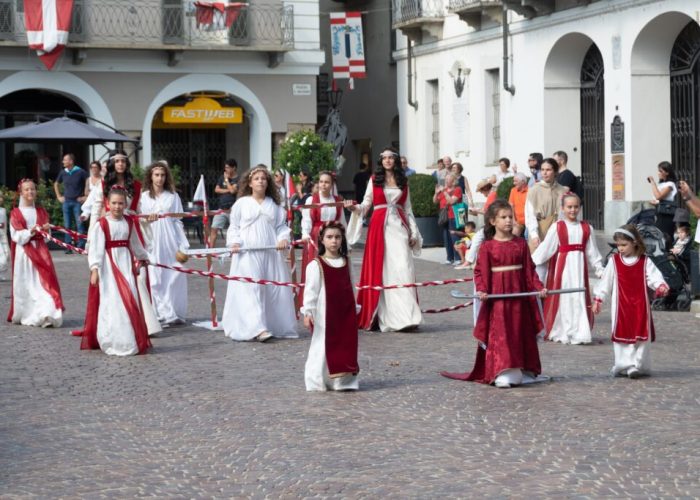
[302,221,359,391]
[592,225,668,378]
[442,200,547,388]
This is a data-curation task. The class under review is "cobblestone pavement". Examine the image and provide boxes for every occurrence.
[2,248,700,498]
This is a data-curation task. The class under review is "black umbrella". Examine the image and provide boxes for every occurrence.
[0,116,138,144]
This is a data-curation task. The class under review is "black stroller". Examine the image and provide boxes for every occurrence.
[604,209,692,311]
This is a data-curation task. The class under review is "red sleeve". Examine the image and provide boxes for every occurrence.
[474,241,491,293]
[454,187,462,199]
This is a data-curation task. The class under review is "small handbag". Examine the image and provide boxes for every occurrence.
[656,200,677,216]
[438,207,449,227]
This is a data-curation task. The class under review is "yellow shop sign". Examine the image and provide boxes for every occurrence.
[163,97,243,124]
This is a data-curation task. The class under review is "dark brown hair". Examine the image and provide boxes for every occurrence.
[318,221,348,257]
[238,165,281,205]
[143,161,176,197]
[484,199,513,240]
[613,224,646,256]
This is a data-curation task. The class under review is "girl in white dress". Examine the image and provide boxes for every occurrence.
[302,222,359,391]
[139,162,189,325]
[86,186,151,356]
[7,179,64,327]
[221,165,297,342]
[0,193,10,280]
[532,193,604,344]
[592,225,669,378]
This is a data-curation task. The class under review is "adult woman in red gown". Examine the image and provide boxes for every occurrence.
[347,147,423,332]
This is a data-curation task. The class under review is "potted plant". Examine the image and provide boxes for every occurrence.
[274,130,335,178]
[408,173,442,246]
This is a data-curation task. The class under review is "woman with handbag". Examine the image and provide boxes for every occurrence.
[433,173,463,265]
[648,161,678,246]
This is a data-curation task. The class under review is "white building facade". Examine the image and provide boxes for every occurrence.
[393,0,700,232]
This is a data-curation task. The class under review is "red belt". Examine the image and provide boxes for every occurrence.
[560,243,584,253]
[106,240,129,249]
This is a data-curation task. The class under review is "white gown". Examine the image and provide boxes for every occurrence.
[139,191,189,324]
[348,184,423,332]
[222,196,297,340]
[531,220,604,344]
[9,207,63,327]
[302,257,359,391]
[0,207,10,280]
[88,215,150,356]
[593,255,666,376]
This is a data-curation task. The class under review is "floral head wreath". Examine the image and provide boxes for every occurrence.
[109,184,127,193]
[110,153,128,161]
[247,166,269,179]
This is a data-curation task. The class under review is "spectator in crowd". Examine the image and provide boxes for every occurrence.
[528,152,543,187]
[433,156,450,186]
[353,153,372,204]
[648,161,678,244]
[495,157,514,187]
[509,172,529,237]
[451,162,474,207]
[400,156,416,176]
[210,158,239,247]
[433,173,463,265]
[53,153,88,253]
[678,180,700,273]
[553,151,583,202]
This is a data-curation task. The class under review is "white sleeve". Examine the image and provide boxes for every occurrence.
[90,190,104,220]
[347,182,374,245]
[275,204,292,242]
[81,187,98,219]
[301,207,312,238]
[531,223,559,266]
[173,194,189,250]
[645,258,668,291]
[301,259,321,318]
[226,201,242,247]
[9,212,33,246]
[593,260,615,303]
[585,225,605,277]
[466,228,484,264]
[403,185,423,256]
[87,221,105,271]
[525,198,539,240]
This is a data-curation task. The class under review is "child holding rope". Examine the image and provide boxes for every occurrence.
[7,179,64,327]
[592,225,668,378]
[221,165,297,342]
[442,200,547,388]
[302,221,359,391]
[531,192,604,344]
[83,186,151,356]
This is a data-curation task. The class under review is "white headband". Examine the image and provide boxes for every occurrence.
[110,153,127,160]
[614,228,636,240]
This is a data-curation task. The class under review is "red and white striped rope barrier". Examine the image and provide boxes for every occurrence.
[150,262,304,288]
[133,210,227,219]
[183,240,305,259]
[49,224,88,240]
[293,201,356,211]
[422,301,474,314]
[355,277,473,291]
[37,230,87,255]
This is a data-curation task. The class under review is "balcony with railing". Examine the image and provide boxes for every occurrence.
[392,0,445,41]
[0,0,294,53]
[448,0,502,30]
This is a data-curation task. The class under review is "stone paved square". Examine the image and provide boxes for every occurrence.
[2,248,700,497]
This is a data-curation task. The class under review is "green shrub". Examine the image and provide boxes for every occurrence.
[274,130,335,178]
[1,180,62,224]
[408,173,438,217]
[496,176,514,200]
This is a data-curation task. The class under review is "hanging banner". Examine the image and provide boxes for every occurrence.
[24,0,74,70]
[329,11,366,87]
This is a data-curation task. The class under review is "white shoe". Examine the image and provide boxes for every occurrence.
[627,367,642,379]
[494,378,511,388]
[443,260,453,265]
[257,331,273,343]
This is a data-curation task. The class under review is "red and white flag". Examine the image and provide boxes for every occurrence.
[329,12,366,89]
[24,0,74,70]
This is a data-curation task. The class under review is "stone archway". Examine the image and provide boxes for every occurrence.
[141,74,273,168]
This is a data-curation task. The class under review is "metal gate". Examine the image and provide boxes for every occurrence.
[152,128,226,201]
[580,44,605,228]
[671,21,700,189]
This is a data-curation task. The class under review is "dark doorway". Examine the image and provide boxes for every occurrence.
[580,44,605,228]
[0,89,87,187]
[670,21,700,189]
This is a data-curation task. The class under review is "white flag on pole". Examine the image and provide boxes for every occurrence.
[192,174,208,208]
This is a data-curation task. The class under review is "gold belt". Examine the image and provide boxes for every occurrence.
[491,265,523,272]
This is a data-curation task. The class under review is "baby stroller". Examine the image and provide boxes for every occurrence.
[604,210,692,311]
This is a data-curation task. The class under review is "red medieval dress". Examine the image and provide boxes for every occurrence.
[355,181,422,331]
[73,180,142,339]
[7,205,64,326]
[441,237,544,384]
